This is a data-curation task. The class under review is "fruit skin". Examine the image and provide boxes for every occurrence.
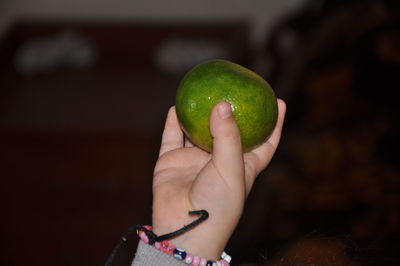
[175,59,278,152]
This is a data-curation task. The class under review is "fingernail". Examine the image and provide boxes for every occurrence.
[218,102,232,119]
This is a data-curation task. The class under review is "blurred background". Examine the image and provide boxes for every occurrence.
[0,0,399,265]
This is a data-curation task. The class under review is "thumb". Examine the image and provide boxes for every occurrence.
[209,101,244,179]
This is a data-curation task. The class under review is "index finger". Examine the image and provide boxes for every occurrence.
[159,106,184,157]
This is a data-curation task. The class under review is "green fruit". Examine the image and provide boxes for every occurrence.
[175,59,278,152]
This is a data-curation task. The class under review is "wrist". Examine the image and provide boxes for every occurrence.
[166,225,228,260]
[152,216,236,260]
[137,225,232,265]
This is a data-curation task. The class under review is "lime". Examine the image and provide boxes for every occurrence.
[175,59,278,152]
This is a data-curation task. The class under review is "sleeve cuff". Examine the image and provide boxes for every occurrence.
[132,240,186,266]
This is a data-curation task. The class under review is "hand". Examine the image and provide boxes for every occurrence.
[152,100,286,260]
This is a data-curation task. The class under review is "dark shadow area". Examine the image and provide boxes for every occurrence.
[231,0,400,265]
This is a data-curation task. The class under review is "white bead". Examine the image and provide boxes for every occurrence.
[184,256,192,264]
[200,258,207,266]
[222,254,231,263]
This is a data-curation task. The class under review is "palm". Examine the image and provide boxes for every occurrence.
[153,146,211,216]
[153,146,242,232]
[150,101,285,259]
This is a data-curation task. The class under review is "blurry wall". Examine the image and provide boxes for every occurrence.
[0,0,16,39]
[1,0,307,45]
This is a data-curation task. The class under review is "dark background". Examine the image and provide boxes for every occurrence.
[0,0,399,265]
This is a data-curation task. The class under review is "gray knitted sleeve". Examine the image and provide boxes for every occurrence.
[132,240,186,266]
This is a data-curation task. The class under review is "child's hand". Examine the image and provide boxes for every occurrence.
[152,100,286,260]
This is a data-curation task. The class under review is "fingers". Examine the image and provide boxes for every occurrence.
[159,106,184,157]
[184,136,194,147]
[244,99,286,186]
[209,101,244,181]
[265,99,286,150]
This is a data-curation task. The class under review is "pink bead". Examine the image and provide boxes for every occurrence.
[219,260,230,266]
[144,225,152,230]
[184,254,193,264]
[154,242,161,249]
[138,231,149,244]
[160,240,170,253]
[199,258,207,266]
[166,243,176,255]
[192,256,200,266]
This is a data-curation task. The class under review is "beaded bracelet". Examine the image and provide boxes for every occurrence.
[137,225,232,266]
[104,210,231,266]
